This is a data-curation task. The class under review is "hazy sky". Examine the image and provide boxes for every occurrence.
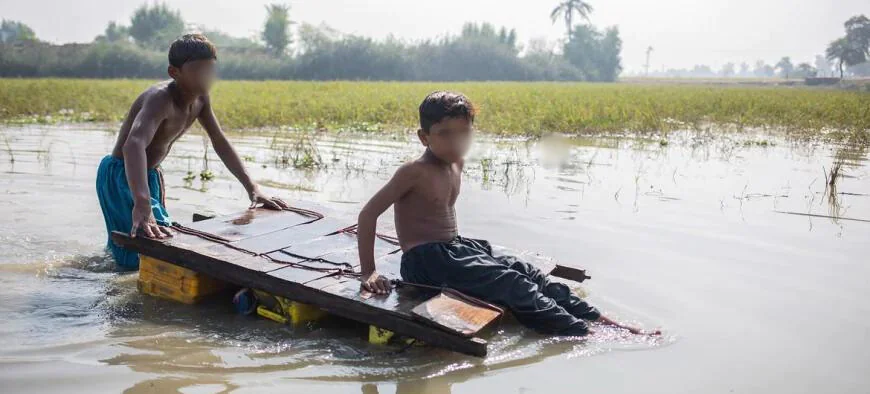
[1,0,865,72]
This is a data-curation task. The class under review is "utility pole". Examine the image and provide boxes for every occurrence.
[644,46,654,77]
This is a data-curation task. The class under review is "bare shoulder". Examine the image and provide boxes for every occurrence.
[395,160,425,180]
[389,160,428,190]
[137,82,174,114]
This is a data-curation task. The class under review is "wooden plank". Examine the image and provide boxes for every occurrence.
[283,235,359,260]
[183,209,315,241]
[267,263,334,285]
[230,217,345,255]
[192,213,216,222]
[411,292,502,337]
[112,231,487,357]
[305,275,352,291]
[313,278,436,315]
[549,264,591,283]
[317,248,361,268]
[263,250,307,265]
[163,231,223,250]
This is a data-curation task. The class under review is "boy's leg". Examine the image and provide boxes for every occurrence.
[495,255,601,321]
[403,240,591,336]
[95,156,139,269]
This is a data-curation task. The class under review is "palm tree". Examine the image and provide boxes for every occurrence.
[550,0,594,37]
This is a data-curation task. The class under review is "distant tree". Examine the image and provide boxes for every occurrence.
[550,0,594,37]
[720,62,735,77]
[195,28,259,49]
[826,37,864,78]
[597,27,622,81]
[563,24,621,81]
[496,26,518,49]
[794,62,817,78]
[848,61,870,77]
[823,15,870,79]
[753,60,775,78]
[691,64,715,77]
[814,55,832,77]
[525,37,557,57]
[0,20,37,43]
[296,22,340,55]
[460,22,518,53]
[129,3,184,50]
[262,3,292,56]
[106,22,129,42]
[95,21,130,43]
[844,15,870,54]
[738,62,750,76]
[775,56,794,79]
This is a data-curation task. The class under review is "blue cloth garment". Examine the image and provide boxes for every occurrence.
[401,236,600,336]
[95,155,171,270]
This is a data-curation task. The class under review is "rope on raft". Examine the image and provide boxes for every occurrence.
[327,223,401,246]
[171,207,502,317]
[169,206,398,277]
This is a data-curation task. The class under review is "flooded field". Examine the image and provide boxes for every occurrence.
[0,125,868,393]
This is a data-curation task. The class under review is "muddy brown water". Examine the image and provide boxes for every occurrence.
[0,125,867,393]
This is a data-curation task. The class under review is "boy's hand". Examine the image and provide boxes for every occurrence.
[130,203,172,239]
[249,188,290,211]
[360,271,392,294]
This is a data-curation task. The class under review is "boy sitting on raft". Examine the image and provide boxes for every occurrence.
[357,91,657,336]
[96,34,288,270]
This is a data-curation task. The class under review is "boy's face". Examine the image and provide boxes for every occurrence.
[418,117,473,163]
[168,59,216,95]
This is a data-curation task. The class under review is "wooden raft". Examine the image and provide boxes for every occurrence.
[112,207,590,357]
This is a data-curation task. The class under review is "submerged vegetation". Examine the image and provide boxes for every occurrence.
[0,78,868,143]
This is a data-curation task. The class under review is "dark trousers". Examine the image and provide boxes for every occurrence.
[400,237,600,336]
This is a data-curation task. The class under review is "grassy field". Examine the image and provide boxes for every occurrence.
[1,79,868,142]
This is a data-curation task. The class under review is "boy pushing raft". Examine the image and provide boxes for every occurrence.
[96,34,288,269]
[357,91,660,336]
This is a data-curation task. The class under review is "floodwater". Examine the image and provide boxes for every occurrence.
[0,125,867,394]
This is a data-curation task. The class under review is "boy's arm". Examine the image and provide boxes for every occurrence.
[123,95,172,239]
[358,163,418,294]
[198,96,288,210]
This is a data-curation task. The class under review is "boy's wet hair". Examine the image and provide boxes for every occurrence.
[168,34,217,68]
[419,91,476,132]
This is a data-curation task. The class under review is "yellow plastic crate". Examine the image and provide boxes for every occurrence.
[138,277,203,304]
[138,255,229,304]
[253,289,327,325]
[140,255,197,278]
[139,255,228,295]
[369,326,395,345]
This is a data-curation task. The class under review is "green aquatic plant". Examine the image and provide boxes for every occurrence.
[199,170,215,181]
[2,134,14,163]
